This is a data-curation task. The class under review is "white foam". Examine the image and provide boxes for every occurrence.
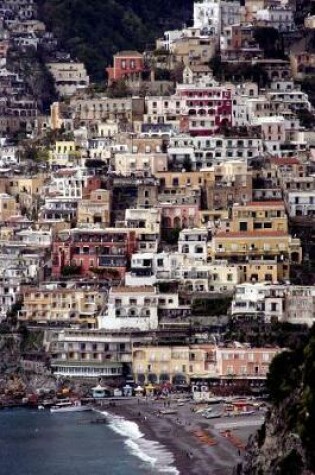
[100,411,180,474]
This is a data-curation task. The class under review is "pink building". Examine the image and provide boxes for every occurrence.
[159,203,200,231]
[216,347,281,380]
[176,82,233,136]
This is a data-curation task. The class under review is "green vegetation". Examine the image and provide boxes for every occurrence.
[36,0,192,81]
[253,27,286,59]
[227,321,309,348]
[192,297,232,316]
[20,328,45,353]
[278,450,303,475]
[21,145,49,162]
[163,227,182,245]
[210,54,269,87]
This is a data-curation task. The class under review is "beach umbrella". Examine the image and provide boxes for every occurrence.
[145,384,155,392]
[135,385,144,392]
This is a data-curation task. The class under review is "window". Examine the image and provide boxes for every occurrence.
[239,222,248,231]
[263,353,270,362]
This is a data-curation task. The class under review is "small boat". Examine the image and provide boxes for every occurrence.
[50,400,91,413]
[38,405,45,411]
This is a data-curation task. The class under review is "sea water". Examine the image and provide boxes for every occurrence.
[0,409,179,475]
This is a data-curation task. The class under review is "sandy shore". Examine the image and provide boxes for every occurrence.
[95,397,261,475]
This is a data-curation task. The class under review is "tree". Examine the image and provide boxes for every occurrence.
[107,80,132,98]
[37,0,192,81]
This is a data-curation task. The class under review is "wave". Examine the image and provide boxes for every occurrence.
[100,411,179,474]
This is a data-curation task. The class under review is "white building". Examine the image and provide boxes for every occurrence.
[47,168,91,200]
[125,253,157,286]
[194,0,221,36]
[178,228,208,260]
[47,62,89,97]
[15,229,52,248]
[285,191,315,218]
[114,152,168,176]
[49,329,134,378]
[231,283,286,321]
[156,29,183,51]
[98,286,159,331]
[284,287,315,327]
[168,133,262,168]
[125,252,240,292]
[256,6,295,32]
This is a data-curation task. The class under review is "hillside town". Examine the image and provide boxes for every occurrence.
[0,0,314,410]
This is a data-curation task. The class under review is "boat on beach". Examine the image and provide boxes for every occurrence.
[50,400,91,413]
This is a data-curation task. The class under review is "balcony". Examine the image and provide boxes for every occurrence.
[79,303,98,315]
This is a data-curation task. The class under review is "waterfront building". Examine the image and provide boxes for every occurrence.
[132,343,281,385]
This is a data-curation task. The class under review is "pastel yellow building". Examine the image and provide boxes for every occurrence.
[230,201,288,233]
[18,287,105,327]
[156,170,214,188]
[50,141,80,166]
[0,226,14,241]
[77,189,112,227]
[132,344,280,385]
[209,231,302,276]
[239,260,283,283]
[132,344,217,385]
[55,141,76,155]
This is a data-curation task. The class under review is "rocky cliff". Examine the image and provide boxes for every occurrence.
[239,327,315,475]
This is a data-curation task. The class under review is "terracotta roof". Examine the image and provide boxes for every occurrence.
[270,157,300,166]
[111,286,155,293]
[238,201,285,207]
[216,231,288,238]
[115,51,143,57]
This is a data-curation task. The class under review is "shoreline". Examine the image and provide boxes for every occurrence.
[95,398,249,475]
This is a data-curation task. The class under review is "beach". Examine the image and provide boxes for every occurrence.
[97,397,264,475]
